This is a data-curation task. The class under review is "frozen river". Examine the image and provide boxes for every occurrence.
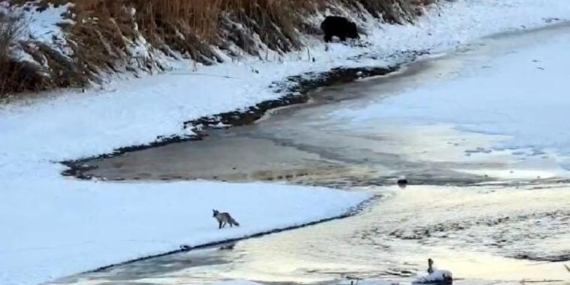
[51,22,570,285]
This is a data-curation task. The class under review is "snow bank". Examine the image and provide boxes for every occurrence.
[356,0,570,60]
[0,1,74,62]
[1,176,369,285]
[413,270,453,284]
[21,2,73,43]
[1,1,570,285]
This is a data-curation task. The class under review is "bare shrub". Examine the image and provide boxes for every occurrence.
[1,0,434,97]
[0,10,23,52]
[64,0,321,71]
[0,10,26,97]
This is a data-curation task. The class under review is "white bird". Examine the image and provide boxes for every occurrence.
[412,258,453,284]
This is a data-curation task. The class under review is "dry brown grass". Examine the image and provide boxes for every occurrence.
[0,9,46,97]
[0,11,22,93]
[65,0,323,66]
[2,0,435,97]
[63,0,430,64]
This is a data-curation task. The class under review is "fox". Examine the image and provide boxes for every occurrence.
[212,209,240,229]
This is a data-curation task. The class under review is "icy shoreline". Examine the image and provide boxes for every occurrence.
[61,64,402,180]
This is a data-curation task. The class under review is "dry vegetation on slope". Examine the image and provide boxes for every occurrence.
[0,0,435,98]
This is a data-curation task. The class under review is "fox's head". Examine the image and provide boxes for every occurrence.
[212,209,219,217]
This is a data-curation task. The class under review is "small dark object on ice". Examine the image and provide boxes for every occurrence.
[320,16,359,43]
[180,244,191,250]
[397,175,408,187]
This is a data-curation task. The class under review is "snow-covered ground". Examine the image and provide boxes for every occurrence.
[2,1,570,285]
[1,178,368,285]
